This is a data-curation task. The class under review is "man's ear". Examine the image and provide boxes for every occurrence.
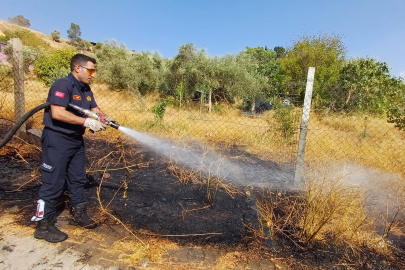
[73,65,80,74]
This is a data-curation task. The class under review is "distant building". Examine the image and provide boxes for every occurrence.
[0,42,8,64]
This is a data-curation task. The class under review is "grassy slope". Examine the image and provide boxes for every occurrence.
[0,20,74,50]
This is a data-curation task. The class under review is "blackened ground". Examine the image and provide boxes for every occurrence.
[1,133,405,269]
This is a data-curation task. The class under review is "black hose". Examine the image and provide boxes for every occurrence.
[0,102,50,148]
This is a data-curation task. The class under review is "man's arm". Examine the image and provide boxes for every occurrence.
[51,105,85,125]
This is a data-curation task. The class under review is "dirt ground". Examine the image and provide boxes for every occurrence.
[1,132,405,269]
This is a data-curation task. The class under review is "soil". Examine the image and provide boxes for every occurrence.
[1,133,405,269]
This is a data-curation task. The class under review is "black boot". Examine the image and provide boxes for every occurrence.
[69,202,97,229]
[34,216,68,243]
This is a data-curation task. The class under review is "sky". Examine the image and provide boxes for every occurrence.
[1,0,404,78]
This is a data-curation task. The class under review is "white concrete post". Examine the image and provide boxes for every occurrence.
[11,38,26,135]
[294,67,315,185]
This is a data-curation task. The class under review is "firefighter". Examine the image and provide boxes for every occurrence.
[31,54,113,243]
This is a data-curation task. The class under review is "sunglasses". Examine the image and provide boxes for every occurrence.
[80,65,96,76]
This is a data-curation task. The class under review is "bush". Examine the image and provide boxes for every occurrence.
[0,35,8,43]
[151,99,169,122]
[51,30,60,42]
[34,49,77,86]
[0,63,13,92]
[273,102,296,141]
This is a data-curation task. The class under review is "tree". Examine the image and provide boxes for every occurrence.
[336,58,403,113]
[274,46,286,59]
[281,34,346,107]
[67,23,81,45]
[8,15,31,28]
[220,53,266,110]
[51,30,60,42]
[96,40,165,95]
[242,46,284,99]
[243,46,278,77]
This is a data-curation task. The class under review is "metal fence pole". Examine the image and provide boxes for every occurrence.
[294,67,315,185]
[11,38,26,135]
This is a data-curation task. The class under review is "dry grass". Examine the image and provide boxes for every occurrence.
[0,20,74,50]
[3,80,405,176]
[252,166,405,267]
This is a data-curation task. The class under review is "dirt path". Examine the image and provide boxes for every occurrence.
[0,211,287,270]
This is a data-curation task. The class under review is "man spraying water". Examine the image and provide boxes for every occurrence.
[31,54,115,243]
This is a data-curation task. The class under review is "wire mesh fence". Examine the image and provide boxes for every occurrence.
[1,42,405,181]
[0,60,303,173]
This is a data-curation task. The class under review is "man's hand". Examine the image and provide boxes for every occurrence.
[83,118,106,132]
[103,113,115,122]
[97,107,115,123]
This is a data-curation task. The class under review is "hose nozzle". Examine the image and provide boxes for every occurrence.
[107,121,120,129]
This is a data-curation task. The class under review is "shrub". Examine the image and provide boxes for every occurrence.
[51,30,60,42]
[151,99,169,122]
[273,102,296,141]
[34,49,77,85]
[0,63,13,92]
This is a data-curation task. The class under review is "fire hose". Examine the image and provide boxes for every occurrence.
[0,102,120,148]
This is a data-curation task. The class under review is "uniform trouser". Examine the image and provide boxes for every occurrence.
[38,127,87,219]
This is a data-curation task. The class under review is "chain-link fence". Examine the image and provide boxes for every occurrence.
[1,41,405,182]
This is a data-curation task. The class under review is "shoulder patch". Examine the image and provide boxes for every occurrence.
[73,95,81,100]
[87,96,92,101]
[55,91,65,98]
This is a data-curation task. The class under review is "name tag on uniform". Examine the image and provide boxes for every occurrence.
[73,95,81,100]
[87,96,92,101]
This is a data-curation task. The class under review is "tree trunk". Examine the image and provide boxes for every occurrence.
[250,101,255,114]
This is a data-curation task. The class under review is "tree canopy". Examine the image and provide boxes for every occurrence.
[67,23,82,46]
[281,34,346,107]
[8,15,31,28]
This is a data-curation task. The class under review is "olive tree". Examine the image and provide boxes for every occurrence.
[336,58,403,114]
[96,40,165,94]
[8,15,30,28]
[281,34,346,107]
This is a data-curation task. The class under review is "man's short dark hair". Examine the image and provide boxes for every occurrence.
[70,54,97,71]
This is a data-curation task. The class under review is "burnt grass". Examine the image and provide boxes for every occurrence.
[1,132,405,269]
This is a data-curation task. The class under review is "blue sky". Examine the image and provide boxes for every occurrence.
[1,0,404,77]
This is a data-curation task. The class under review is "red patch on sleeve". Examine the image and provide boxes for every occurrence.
[55,91,65,98]
[38,211,43,217]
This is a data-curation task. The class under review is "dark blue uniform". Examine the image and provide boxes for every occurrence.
[37,73,97,219]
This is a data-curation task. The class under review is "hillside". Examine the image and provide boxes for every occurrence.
[0,20,74,50]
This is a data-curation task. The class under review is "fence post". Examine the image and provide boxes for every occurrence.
[11,38,26,135]
[294,67,315,185]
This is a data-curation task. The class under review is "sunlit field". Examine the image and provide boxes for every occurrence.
[1,78,405,177]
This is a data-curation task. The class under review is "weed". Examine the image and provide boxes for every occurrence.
[151,99,168,122]
[213,102,221,114]
[272,103,297,143]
